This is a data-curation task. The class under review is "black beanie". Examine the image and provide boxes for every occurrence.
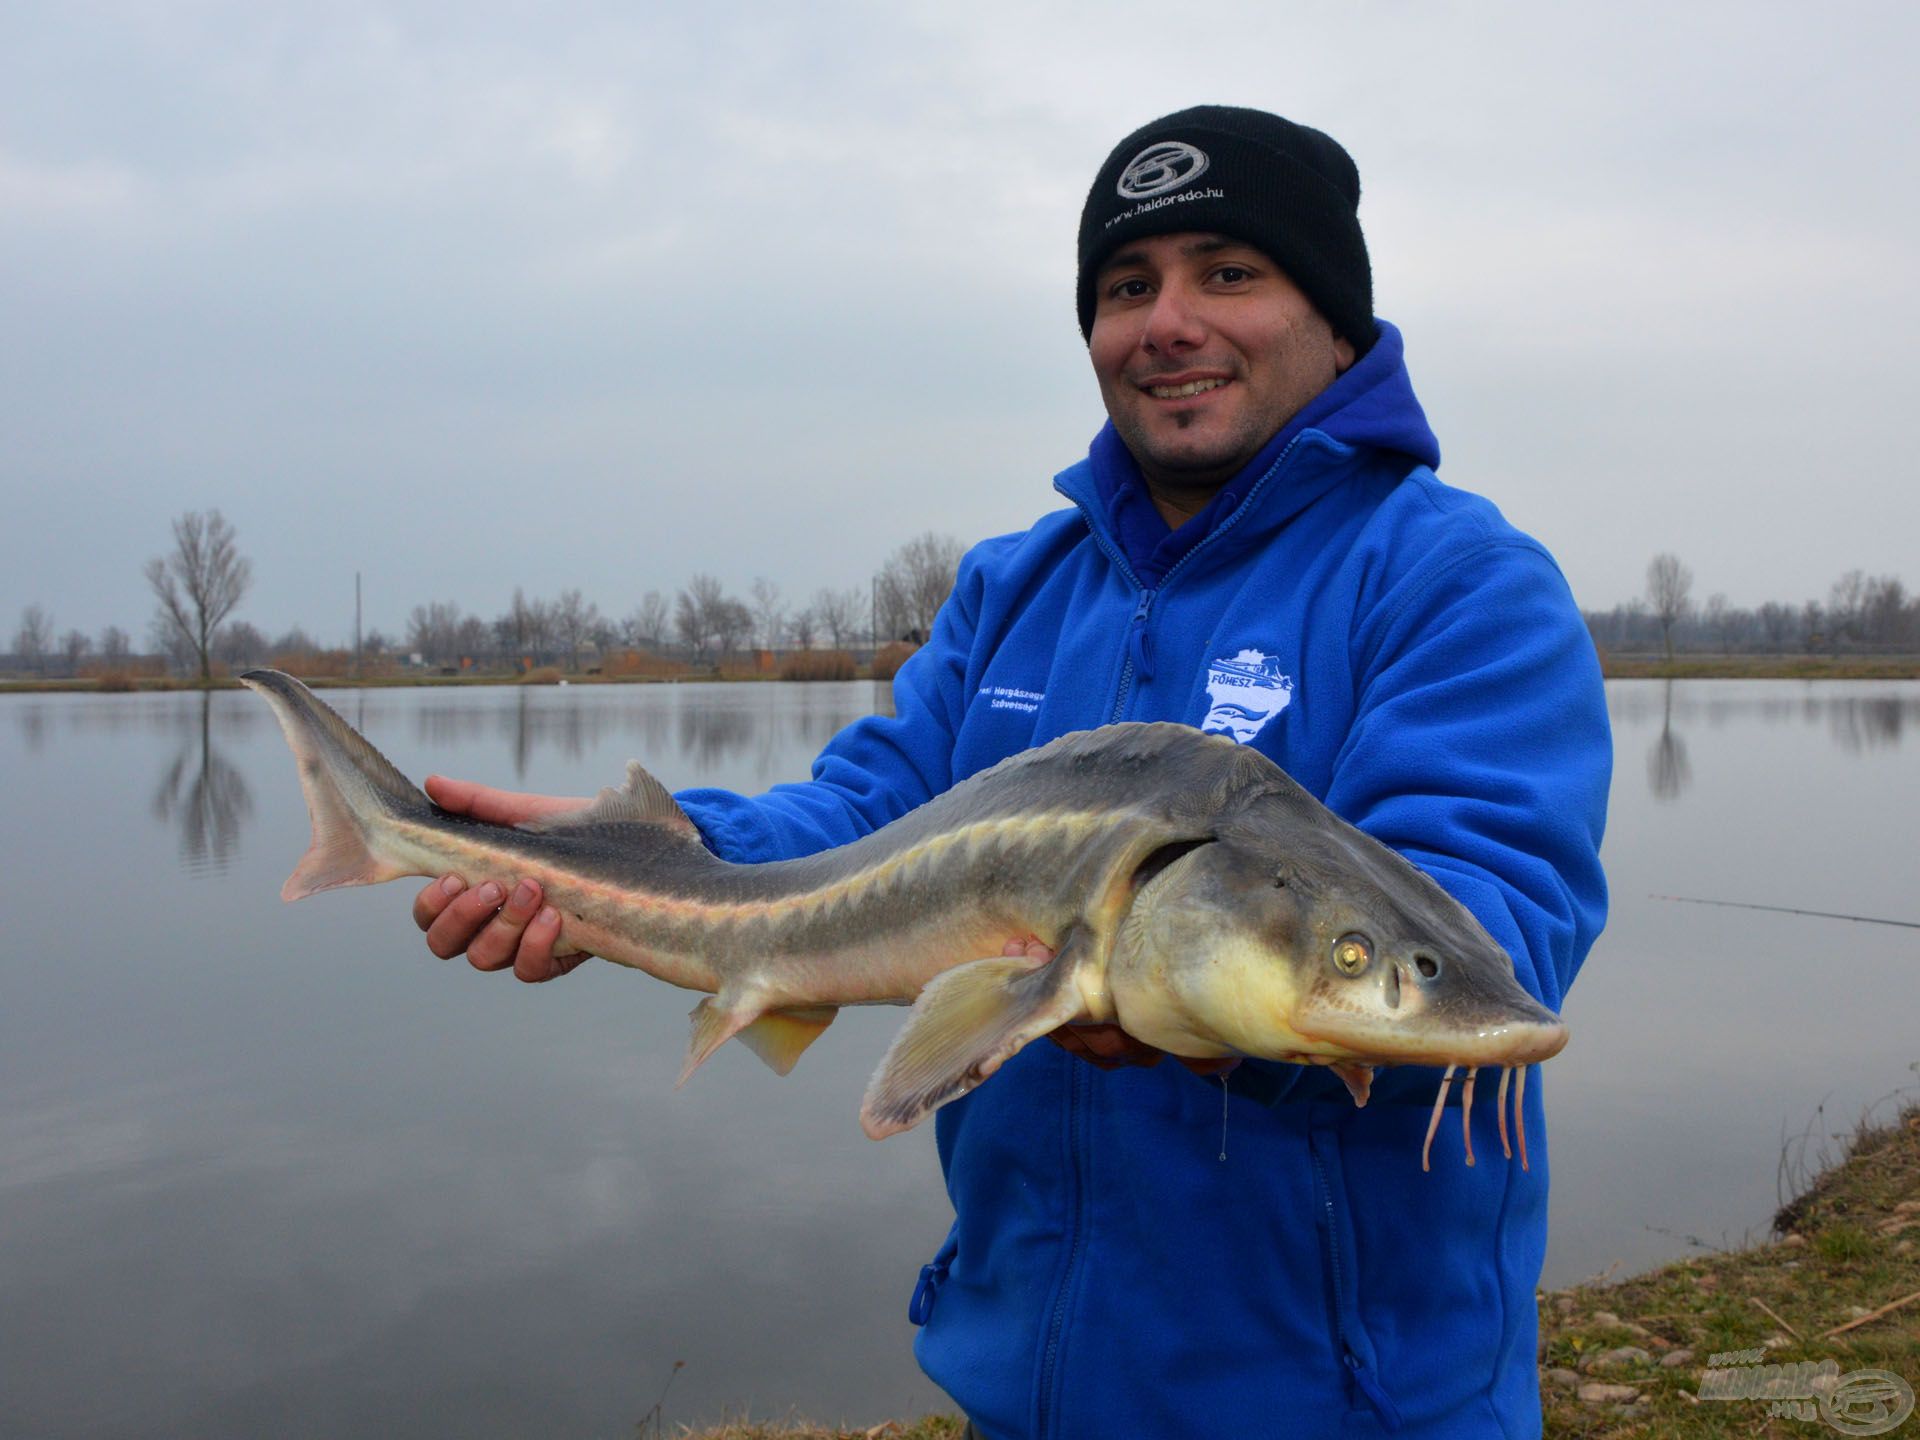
[1075,105,1373,352]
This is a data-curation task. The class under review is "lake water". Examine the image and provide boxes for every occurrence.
[2,678,1916,1435]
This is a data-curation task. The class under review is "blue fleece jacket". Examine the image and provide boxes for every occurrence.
[677,322,1611,1440]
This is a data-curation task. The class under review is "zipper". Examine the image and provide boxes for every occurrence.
[1310,1127,1403,1432]
[1074,435,1307,725]
[1110,588,1157,722]
[1035,1061,1089,1438]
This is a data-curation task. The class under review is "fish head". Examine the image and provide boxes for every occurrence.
[1108,790,1567,1071]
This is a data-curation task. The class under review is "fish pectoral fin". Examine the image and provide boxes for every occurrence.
[736,1006,839,1077]
[861,939,1089,1140]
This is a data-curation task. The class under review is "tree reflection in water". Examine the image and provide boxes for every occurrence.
[1647,678,1692,801]
[151,690,253,873]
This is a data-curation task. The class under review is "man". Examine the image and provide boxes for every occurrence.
[416,107,1610,1438]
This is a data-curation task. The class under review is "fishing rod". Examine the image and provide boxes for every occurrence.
[1650,895,1920,930]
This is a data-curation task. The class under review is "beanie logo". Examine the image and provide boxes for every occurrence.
[1116,141,1211,200]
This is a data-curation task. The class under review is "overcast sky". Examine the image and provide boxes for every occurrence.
[5,1,1916,644]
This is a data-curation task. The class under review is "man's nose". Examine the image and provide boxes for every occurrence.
[1141,281,1206,354]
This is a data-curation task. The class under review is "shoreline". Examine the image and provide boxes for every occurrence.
[6,654,1920,694]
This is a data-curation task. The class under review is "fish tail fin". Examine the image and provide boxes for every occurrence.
[239,669,428,901]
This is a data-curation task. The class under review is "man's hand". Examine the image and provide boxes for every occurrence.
[998,939,1240,1077]
[410,776,591,983]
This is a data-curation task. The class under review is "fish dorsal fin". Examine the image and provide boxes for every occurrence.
[860,932,1091,1139]
[520,759,701,843]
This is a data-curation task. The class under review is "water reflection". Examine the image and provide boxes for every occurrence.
[1646,680,1692,801]
[1606,681,1920,748]
[1826,695,1907,752]
[149,691,253,873]
[404,683,891,780]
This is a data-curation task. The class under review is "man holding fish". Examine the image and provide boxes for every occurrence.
[410,107,1611,1438]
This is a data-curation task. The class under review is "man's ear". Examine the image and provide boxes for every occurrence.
[1333,333,1357,374]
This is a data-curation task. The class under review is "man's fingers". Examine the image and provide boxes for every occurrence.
[465,879,544,973]
[413,874,467,931]
[424,879,509,960]
[424,776,589,827]
[1178,1056,1242,1077]
[513,906,568,983]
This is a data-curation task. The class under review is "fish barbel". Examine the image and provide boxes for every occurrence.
[242,669,1566,1154]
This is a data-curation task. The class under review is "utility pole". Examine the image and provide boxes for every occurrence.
[354,571,362,680]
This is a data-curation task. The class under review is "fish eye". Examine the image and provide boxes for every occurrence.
[1332,933,1372,976]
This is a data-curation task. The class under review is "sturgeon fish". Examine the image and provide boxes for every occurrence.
[241,668,1567,1157]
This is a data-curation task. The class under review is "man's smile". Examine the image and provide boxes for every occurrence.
[1140,374,1232,401]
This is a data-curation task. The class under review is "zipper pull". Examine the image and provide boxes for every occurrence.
[1127,589,1157,682]
[1344,1348,1405,1431]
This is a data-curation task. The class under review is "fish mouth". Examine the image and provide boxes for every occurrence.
[1286,1012,1567,1174]
[1289,997,1568,1070]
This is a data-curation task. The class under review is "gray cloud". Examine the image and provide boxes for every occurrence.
[4,1,1916,641]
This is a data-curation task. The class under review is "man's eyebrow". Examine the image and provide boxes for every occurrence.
[1098,234,1256,275]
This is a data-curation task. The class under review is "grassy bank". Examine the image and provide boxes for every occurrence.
[7,652,1920,692]
[671,1107,1919,1440]
[1537,1103,1919,1437]
[1599,654,1920,679]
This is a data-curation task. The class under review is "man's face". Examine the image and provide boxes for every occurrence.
[1089,232,1355,495]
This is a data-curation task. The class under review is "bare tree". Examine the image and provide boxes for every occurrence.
[624,591,672,654]
[1862,575,1909,647]
[14,605,54,674]
[1801,600,1825,656]
[813,586,867,650]
[713,597,754,660]
[99,624,131,666]
[1828,569,1868,651]
[552,588,600,671]
[876,532,965,643]
[676,574,725,664]
[60,629,92,676]
[406,601,464,665]
[1704,593,1732,655]
[494,588,554,668]
[146,509,252,685]
[1645,552,1692,662]
[215,620,269,670]
[1756,601,1794,651]
[454,615,491,667]
[789,605,818,651]
[750,577,786,653]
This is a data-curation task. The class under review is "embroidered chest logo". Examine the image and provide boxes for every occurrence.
[1200,649,1294,743]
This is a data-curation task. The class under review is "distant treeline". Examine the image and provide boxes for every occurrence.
[1586,558,1916,658]
[6,517,965,682]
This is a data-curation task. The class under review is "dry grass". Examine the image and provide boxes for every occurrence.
[780,649,859,681]
[870,642,918,682]
[601,648,692,680]
[1600,654,1920,680]
[674,1420,962,1440]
